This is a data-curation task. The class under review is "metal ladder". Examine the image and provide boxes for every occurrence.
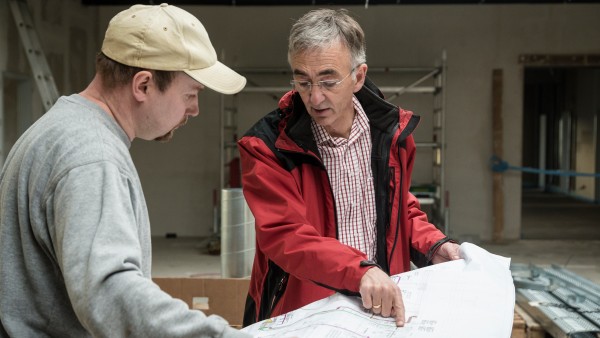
[8,0,60,111]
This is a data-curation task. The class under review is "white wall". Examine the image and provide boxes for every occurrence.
[96,4,600,240]
[6,2,599,240]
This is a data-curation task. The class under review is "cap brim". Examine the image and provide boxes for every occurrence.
[184,61,246,95]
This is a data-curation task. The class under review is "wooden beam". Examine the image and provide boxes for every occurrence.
[492,69,504,243]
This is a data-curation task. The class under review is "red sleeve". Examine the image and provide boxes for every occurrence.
[238,136,371,293]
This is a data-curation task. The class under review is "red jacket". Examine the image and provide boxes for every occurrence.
[238,78,450,326]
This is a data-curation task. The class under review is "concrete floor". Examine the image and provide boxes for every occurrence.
[151,237,600,285]
[521,190,600,240]
[152,190,600,285]
[152,236,222,278]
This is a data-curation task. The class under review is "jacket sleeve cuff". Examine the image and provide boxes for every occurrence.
[425,237,458,263]
[359,260,383,270]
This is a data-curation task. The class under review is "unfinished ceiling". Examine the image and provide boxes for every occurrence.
[81,0,600,5]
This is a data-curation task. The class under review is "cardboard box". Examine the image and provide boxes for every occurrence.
[153,277,250,328]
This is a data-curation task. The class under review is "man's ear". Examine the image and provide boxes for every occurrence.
[132,70,154,102]
[353,63,368,93]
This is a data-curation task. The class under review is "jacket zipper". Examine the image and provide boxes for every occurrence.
[387,167,396,267]
[269,274,288,314]
[388,145,404,269]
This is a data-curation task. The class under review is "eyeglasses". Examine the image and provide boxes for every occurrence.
[290,67,356,93]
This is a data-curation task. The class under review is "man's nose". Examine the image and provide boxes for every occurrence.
[189,101,200,117]
[309,84,325,104]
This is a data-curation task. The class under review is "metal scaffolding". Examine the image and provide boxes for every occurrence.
[218,51,448,232]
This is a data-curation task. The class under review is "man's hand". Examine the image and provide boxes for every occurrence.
[431,242,461,264]
[359,267,405,327]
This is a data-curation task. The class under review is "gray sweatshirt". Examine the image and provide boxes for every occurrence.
[0,94,250,338]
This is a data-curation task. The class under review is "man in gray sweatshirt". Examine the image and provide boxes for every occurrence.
[0,4,250,338]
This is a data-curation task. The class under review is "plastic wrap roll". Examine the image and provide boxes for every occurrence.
[221,188,255,278]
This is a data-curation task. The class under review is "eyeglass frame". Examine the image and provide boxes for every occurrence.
[290,66,358,93]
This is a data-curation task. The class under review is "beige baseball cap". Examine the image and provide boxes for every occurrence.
[101,3,246,95]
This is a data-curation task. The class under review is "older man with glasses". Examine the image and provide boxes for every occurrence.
[238,8,460,328]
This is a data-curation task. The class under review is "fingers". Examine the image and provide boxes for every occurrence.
[369,289,404,326]
[447,243,461,260]
[370,288,383,315]
[381,290,393,317]
[361,286,373,310]
[393,288,405,326]
[451,243,460,260]
[432,242,462,264]
[359,268,405,326]
[360,268,376,310]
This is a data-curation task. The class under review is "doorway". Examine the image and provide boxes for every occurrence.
[521,67,600,239]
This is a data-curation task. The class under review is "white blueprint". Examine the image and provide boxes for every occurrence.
[241,243,515,338]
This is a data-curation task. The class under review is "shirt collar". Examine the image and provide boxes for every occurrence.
[311,96,369,147]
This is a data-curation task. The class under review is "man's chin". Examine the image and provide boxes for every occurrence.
[154,129,175,142]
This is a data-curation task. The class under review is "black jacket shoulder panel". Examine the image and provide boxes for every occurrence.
[243,109,281,141]
[242,109,297,172]
[356,77,420,140]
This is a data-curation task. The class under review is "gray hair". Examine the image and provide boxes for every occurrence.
[287,9,366,68]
